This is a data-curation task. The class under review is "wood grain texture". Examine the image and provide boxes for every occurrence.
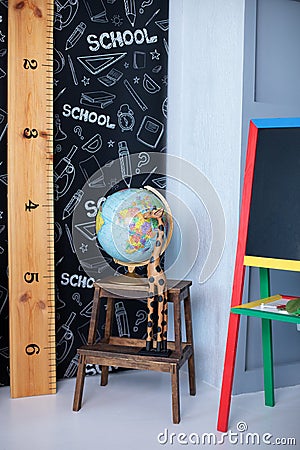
[7,0,55,398]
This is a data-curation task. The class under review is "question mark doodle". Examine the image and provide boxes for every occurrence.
[133,310,148,332]
[135,152,150,174]
[74,125,84,140]
[72,292,82,307]
[139,0,153,14]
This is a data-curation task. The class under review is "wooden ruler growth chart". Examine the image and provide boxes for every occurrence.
[7,0,56,397]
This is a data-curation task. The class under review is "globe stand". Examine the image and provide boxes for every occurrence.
[112,260,147,285]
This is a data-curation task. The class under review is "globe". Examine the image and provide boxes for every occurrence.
[95,186,172,269]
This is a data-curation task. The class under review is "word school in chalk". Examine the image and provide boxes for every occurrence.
[62,104,116,129]
[87,28,158,52]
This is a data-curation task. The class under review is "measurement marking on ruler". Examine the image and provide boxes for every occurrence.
[8,0,56,398]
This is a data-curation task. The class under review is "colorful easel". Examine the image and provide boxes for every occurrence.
[217,118,300,432]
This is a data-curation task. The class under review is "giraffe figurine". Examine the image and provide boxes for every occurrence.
[143,207,168,353]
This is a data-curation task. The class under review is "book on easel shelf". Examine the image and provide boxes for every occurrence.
[233,295,300,317]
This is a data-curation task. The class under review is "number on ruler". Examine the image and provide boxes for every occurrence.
[24,272,39,283]
[25,344,40,356]
[25,199,39,212]
[23,128,39,139]
[23,59,38,70]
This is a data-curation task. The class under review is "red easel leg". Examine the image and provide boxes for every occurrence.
[217,312,241,432]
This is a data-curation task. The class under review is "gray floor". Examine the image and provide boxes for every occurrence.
[0,368,299,450]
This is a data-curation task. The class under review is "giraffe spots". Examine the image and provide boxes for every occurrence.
[149,276,155,283]
[158,295,163,302]
[163,331,168,338]
[157,326,162,333]
[150,301,156,308]
[156,265,162,273]
[158,279,165,286]
[155,240,161,247]
[147,321,153,328]
[158,224,164,231]
[150,256,155,263]
[162,320,167,327]
[149,292,154,299]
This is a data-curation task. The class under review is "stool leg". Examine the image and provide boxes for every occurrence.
[184,294,196,396]
[171,364,180,424]
[161,291,168,351]
[73,354,87,411]
[173,294,182,354]
[101,366,109,386]
[101,297,114,385]
[87,286,101,345]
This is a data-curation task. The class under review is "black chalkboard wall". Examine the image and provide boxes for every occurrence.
[0,0,169,386]
[246,126,300,262]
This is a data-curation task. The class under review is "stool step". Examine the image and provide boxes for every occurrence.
[77,342,192,372]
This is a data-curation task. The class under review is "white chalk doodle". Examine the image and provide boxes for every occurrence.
[111,14,123,27]
[54,47,65,74]
[83,0,108,23]
[54,145,78,200]
[77,53,127,75]
[118,141,132,188]
[55,114,67,141]
[117,104,135,132]
[133,51,146,69]
[81,76,90,86]
[81,133,102,153]
[54,0,79,31]
[123,78,148,111]
[80,91,116,109]
[87,28,157,51]
[56,312,76,365]
[139,0,153,14]
[74,221,97,240]
[97,67,123,87]
[65,22,86,51]
[133,310,147,333]
[115,302,130,337]
[67,54,78,85]
[74,125,84,140]
[135,151,150,174]
[137,115,164,148]
[79,155,106,188]
[124,0,136,27]
[143,73,161,94]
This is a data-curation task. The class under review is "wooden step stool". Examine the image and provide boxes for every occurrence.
[73,278,196,423]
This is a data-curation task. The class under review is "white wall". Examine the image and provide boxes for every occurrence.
[166,0,245,388]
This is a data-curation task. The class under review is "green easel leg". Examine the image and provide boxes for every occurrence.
[259,268,275,407]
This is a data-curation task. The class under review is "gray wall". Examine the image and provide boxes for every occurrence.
[166,0,245,388]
